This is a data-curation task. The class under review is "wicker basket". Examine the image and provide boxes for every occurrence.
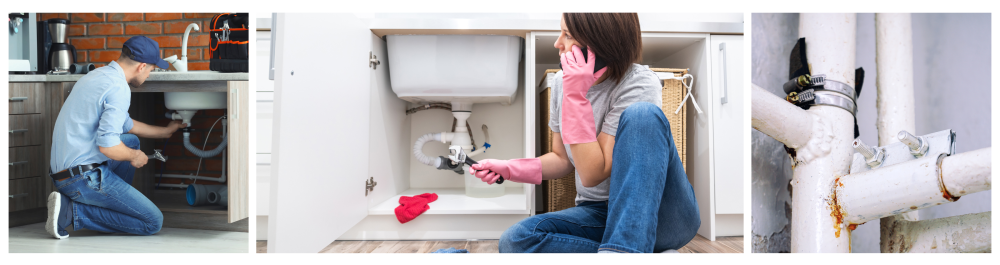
[649,68,688,171]
[537,68,688,213]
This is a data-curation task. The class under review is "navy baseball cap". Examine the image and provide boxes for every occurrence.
[122,36,169,69]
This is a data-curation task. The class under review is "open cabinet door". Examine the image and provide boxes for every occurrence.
[228,81,250,222]
[268,13,372,253]
[710,35,744,216]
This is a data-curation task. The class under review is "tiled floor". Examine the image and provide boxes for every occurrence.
[9,222,249,253]
[256,234,743,253]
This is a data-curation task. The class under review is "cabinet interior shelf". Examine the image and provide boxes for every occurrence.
[368,188,527,215]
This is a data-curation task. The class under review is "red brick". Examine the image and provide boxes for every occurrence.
[149,36,181,48]
[186,34,211,47]
[185,13,218,19]
[126,23,161,34]
[187,62,210,71]
[146,13,183,21]
[71,13,104,23]
[88,23,123,35]
[164,21,202,34]
[67,25,86,36]
[203,109,225,116]
[76,51,87,63]
[107,36,130,49]
[106,13,143,22]
[38,13,69,21]
[90,50,121,62]
[163,49,202,61]
[70,37,105,49]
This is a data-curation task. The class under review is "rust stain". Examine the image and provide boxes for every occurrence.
[829,186,845,238]
[909,206,917,210]
[848,224,858,231]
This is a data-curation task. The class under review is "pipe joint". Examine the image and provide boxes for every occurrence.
[853,138,884,167]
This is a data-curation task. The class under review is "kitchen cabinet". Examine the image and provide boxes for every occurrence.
[8,82,51,220]
[7,75,249,229]
[265,13,743,253]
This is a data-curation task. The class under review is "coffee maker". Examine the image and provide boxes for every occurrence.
[37,18,75,74]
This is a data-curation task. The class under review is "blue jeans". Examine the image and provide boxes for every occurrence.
[53,134,163,235]
[500,102,700,253]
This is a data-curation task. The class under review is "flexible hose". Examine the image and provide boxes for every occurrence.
[184,121,228,158]
[413,133,443,166]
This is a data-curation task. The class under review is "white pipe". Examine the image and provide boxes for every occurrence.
[160,174,225,183]
[158,183,189,189]
[941,147,991,197]
[413,132,453,167]
[881,211,991,253]
[751,84,813,149]
[875,13,919,222]
[791,13,856,253]
[835,153,954,224]
[875,13,916,146]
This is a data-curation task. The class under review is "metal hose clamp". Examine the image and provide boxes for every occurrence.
[814,79,856,101]
[812,91,857,115]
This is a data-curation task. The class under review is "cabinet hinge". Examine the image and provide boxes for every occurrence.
[369,52,380,70]
[365,176,377,196]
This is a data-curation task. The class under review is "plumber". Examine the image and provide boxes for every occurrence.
[470,13,700,253]
[45,36,187,239]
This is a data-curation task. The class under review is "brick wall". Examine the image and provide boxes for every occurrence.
[37,13,219,70]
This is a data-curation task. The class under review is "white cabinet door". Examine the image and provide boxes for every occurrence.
[268,13,372,253]
[366,32,411,206]
[710,35,744,215]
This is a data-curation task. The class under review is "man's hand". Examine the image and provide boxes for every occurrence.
[129,119,188,139]
[130,149,148,168]
[165,120,188,136]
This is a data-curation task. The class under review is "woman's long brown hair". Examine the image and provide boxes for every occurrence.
[562,13,642,84]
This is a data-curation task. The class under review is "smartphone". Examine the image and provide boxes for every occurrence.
[559,46,607,73]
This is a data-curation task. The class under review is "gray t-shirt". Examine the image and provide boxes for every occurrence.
[548,63,663,205]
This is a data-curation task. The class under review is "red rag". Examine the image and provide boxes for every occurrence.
[394,193,438,224]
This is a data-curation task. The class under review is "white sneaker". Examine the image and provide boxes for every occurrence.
[45,192,69,239]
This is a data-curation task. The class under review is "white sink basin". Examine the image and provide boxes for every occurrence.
[164,92,227,110]
[387,35,522,105]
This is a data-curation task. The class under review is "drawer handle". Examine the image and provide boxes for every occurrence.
[9,97,28,101]
[9,161,29,166]
[9,193,28,199]
[10,129,28,134]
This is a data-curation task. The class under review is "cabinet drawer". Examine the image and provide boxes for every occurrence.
[10,176,46,212]
[9,114,45,147]
[9,146,45,180]
[9,83,45,115]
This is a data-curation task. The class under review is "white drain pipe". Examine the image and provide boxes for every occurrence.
[836,153,953,224]
[789,13,857,253]
[875,13,920,223]
[941,147,992,196]
[836,147,992,224]
[751,84,813,149]
[881,211,991,253]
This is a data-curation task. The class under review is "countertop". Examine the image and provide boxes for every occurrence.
[8,71,249,83]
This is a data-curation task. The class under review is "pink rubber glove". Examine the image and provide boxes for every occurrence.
[469,158,542,185]
[559,45,607,145]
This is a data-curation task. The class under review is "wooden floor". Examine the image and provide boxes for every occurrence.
[9,222,250,253]
[256,234,742,253]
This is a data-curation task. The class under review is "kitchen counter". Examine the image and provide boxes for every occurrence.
[9,71,249,83]
[8,71,248,92]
